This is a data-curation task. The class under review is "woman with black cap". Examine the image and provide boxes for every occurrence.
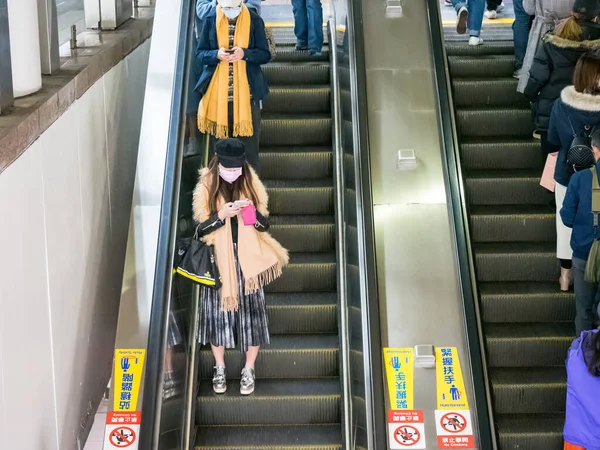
[192,138,288,395]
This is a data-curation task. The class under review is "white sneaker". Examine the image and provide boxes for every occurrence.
[484,9,498,19]
[468,36,483,46]
[456,6,468,35]
[496,2,505,13]
[444,0,452,5]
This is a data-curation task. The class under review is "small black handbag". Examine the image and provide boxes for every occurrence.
[176,227,221,289]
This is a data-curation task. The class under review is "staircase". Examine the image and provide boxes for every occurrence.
[194,30,343,450]
[447,40,574,449]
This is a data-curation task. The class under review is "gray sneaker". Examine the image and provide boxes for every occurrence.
[240,367,255,395]
[212,366,227,394]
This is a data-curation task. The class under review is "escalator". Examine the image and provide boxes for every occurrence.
[445,34,572,449]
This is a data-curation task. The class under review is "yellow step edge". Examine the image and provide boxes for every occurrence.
[442,17,515,25]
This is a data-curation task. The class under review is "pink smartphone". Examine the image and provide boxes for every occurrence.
[241,205,257,226]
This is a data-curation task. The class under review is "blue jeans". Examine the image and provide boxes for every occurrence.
[452,0,485,37]
[512,0,530,69]
[573,257,598,334]
[291,0,323,52]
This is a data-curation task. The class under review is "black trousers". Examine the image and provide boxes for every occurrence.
[487,0,502,10]
[209,101,261,173]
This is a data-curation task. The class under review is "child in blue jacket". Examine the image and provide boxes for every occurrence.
[560,129,600,334]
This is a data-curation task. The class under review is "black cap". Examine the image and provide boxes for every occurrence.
[215,138,246,168]
[574,0,600,19]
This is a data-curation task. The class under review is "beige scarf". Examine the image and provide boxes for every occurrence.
[193,167,289,311]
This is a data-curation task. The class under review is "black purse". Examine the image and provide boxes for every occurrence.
[176,227,221,289]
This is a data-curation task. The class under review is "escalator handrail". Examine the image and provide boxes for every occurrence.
[424,1,497,448]
[138,1,194,448]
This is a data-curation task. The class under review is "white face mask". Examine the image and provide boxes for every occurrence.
[219,166,243,183]
[222,6,241,19]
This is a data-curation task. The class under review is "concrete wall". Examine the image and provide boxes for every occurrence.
[0,39,150,450]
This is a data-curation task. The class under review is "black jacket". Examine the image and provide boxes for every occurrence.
[524,24,600,132]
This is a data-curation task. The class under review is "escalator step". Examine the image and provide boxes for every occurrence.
[448,55,516,79]
[270,215,335,253]
[269,27,329,46]
[196,378,341,425]
[485,323,573,367]
[479,282,574,323]
[460,137,541,170]
[491,368,566,414]
[261,114,332,146]
[445,40,514,56]
[266,292,338,334]
[474,242,559,282]
[261,146,333,180]
[453,78,528,107]
[263,63,330,86]
[199,334,339,379]
[266,252,336,293]
[470,206,555,243]
[457,107,533,137]
[496,414,564,450]
[266,179,334,215]
[195,424,342,450]
[263,86,331,114]
[275,46,330,63]
[464,170,549,205]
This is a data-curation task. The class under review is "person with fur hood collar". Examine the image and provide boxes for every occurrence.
[524,0,600,147]
[548,51,600,292]
[192,138,288,396]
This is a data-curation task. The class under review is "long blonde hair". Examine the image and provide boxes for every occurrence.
[554,15,584,41]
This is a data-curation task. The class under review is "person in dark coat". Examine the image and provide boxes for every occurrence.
[548,51,600,292]
[524,0,600,151]
[195,0,271,172]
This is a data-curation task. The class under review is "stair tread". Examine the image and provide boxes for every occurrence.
[262,113,332,120]
[265,179,333,189]
[470,205,554,216]
[457,105,531,112]
[195,425,342,446]
[460,136,539,145]
[287,252,336,264]
[261,146,332,154]
[270,215,335,226]
[479,281,572,296]
[198,378,341,398]
[490,367,566,385]
[485,322,574,340]
[266,292,337,306]
[473,241,555,253]
[269,85,331,91]
[464,168,543,178]
[496,413,565,434]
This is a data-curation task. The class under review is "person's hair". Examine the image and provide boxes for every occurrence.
[573,50,600,94]
[592,128,600,149]
[588,331,600,376]
[206,156,259,214]
[555,15,584,41]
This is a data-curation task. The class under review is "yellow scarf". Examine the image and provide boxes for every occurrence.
[197,6,253,138]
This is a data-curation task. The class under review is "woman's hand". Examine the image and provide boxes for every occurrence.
[218,203,241,220]
[217,47,232,62]
[229,47,245,62]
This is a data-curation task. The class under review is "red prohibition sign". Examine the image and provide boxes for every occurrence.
[109,426,137,447]
[394,425,421,446]
[440,412,467,434]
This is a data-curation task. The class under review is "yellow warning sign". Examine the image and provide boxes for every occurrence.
[383,348,415,410]
[113,349,145,412]
[435,347,469,410]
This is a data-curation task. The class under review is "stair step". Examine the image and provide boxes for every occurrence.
[445,40,514,57]
[200,334,339,379]
[195,425,342,450]
[266,252,336,293]
[474,242,559,282]
[263,62,330,86]
[464,170,549,206]
[270,215,335,253]
[457,107,533,138]
[460,137,542,170]
[263,86,331,114]
[491,367,566,414]
[266,292,338,334]
[449,54,516,78]
[485,323,574,367]
[261,114,332,146]
[453,78,528,107]
[265,179,334,215]
[274,46,330,63]
[496,414,564,450]
[261,146,332,181]
[479,282,574,323]
[196,378,341,425]
[470,205,555,243]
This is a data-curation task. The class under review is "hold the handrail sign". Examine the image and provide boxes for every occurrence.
[388,410,426,449]
[103,412,141,450]
[434,410,474,449]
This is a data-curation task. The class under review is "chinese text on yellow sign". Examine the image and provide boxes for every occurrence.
[435,347,469,410]
[384,348,415,410]
[113,349,146,412]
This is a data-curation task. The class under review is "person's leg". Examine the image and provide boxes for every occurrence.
[467,0,485,37]
[245,346,260,368]
[572,257,597,334]
[451,0,468,34]
[512,0,530,70]
[240,102,261,173]
[555,182,573,290]
[211,344,226,366]
[291,0,308,49]
[306,0,324,54]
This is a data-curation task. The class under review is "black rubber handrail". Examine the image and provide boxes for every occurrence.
[138,1,194,448]
[424,1,497,448]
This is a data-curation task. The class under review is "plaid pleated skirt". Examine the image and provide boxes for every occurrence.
[198,246,270,352]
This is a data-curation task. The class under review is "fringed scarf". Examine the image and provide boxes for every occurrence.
[197,5,253,138]
[193,167,289,311]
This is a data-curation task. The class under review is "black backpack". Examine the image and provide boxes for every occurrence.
[566,115,595,173]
